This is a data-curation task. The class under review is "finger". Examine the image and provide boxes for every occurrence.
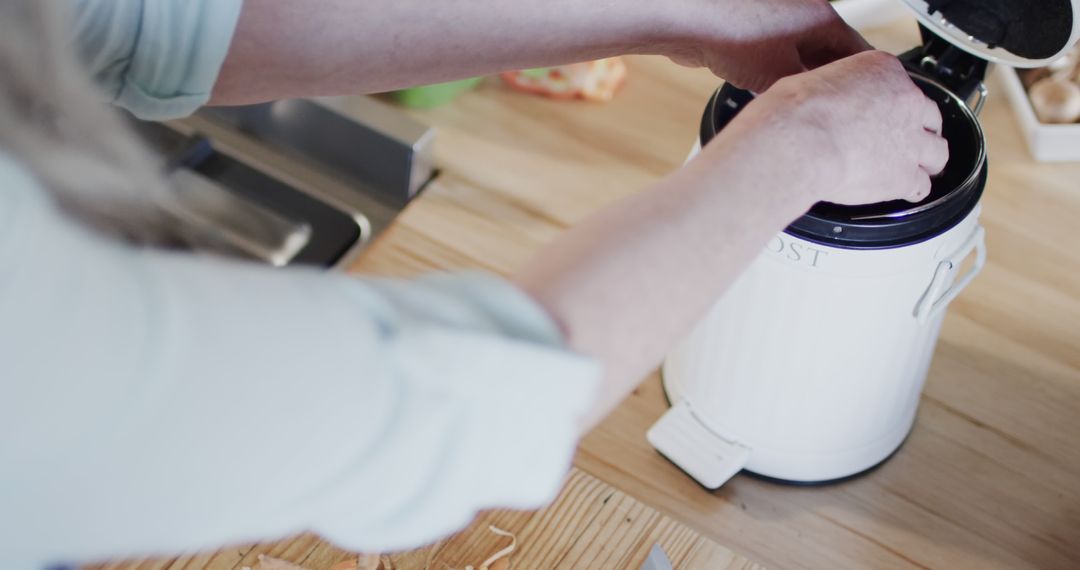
[922,96,943,135]
[918,131,950,175]
[906,169,933,203]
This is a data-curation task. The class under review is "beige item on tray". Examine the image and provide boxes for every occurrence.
[1028,76,1080,124]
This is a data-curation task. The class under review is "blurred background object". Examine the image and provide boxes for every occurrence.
[1003,43,1080,161]
[830,0,910,29]
[388,77,484,109]
[501,58,628,102]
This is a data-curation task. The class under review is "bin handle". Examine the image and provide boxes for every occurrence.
[915,225,986,325]
[969,82,989,116]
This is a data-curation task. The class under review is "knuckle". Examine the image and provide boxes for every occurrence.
[928,102,944,122]
[901,79,924,99]
[937,136,951,161]
[867,50,900,68]
[902,90,926,113]
[915,170,932,194]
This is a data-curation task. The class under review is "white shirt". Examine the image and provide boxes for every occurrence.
[0,1,600,567]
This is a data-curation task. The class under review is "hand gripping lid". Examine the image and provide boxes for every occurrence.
[899,0,1080,67]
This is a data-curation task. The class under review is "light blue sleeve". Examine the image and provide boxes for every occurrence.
[0,156,601,568]
[71,0,245,120]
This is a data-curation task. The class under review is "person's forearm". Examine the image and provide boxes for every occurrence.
[211,0,691,104]
[514,133,816,431]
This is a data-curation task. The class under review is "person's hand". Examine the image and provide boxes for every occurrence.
[666,0,871,92]
[703,50,948,206]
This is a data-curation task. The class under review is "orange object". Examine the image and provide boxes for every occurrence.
[501,58,627,102]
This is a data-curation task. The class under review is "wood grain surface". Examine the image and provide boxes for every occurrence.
[87,469,757,570]
[370,22,1080,569]
[90,18,1079,570]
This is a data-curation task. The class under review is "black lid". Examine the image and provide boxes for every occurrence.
[700,76,986,250]
[902,0,1078,66]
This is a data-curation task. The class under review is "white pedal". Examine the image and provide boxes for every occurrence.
[647,400,752,490]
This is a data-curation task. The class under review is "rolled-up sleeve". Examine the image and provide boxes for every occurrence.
[71,0,244,119]
[0,156,601,567]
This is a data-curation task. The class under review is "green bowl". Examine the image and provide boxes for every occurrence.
[389,77,484,108]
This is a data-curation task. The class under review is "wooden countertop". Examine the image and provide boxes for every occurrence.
[88,468,758,570]
[353,21,1080,569]
[92,19,1079,570]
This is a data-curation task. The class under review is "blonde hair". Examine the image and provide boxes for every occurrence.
[0,0,182,245]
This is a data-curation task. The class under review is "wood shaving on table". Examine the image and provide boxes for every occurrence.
[462,525,517,570]
[329,554,381,570]
[250,554,310,570]
[247,554,381,570]
[478,526,516,570]
[357,553,382,570]
[424,539,444,570]
[244,525,514,570]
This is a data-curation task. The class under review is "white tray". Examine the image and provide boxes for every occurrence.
[998,66,1080,162]
[831,0,910,30]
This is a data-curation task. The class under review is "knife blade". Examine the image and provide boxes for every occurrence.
[640,543,674,570]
